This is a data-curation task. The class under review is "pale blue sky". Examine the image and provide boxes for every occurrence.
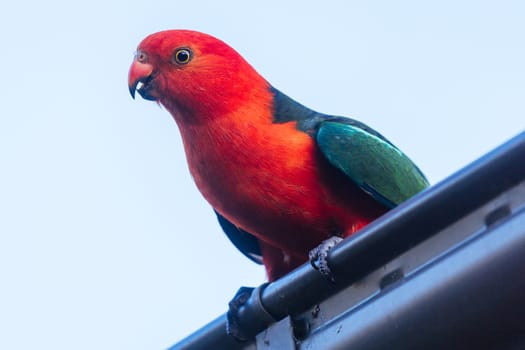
[1,1,524,349]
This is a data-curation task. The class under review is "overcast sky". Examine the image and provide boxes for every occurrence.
[1,1,524,349]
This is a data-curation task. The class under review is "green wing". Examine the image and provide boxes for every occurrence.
[270,87,429,208]
[316,120,429,208]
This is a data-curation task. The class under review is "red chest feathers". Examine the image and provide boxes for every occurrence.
[177,108,382,254]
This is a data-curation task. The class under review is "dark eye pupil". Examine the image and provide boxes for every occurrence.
[176,50,190,63]
[136,51,147,62]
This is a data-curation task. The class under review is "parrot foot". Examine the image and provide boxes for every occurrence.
[309,236,343,283]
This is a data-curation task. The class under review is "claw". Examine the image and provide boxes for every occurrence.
[309,236,344,282]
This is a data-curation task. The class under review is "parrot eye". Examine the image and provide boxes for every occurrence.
[173,48,192,65]
[135,50,148,63]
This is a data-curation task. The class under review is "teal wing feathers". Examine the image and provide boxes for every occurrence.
[271,87,429,208]
[316,120,429,208]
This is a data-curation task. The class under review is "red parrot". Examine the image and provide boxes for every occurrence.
[128,30,428,282]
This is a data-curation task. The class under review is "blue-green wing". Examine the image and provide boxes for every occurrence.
[316,120,429,208]
[270,86,429,208]
[215,211,263,264]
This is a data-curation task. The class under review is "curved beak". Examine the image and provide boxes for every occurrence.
[128,60,155,100]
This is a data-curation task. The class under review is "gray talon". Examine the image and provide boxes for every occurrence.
[309,236,343,282]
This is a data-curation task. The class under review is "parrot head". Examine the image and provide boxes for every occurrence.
[128,30,268,119]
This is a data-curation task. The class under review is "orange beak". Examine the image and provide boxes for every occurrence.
[128,60,155,100]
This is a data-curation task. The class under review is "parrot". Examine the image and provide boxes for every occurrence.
[128,29,429,284]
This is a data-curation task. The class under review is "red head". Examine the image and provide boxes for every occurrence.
[128,30,269,122]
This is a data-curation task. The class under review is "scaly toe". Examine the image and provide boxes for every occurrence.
[309,236,344,282]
